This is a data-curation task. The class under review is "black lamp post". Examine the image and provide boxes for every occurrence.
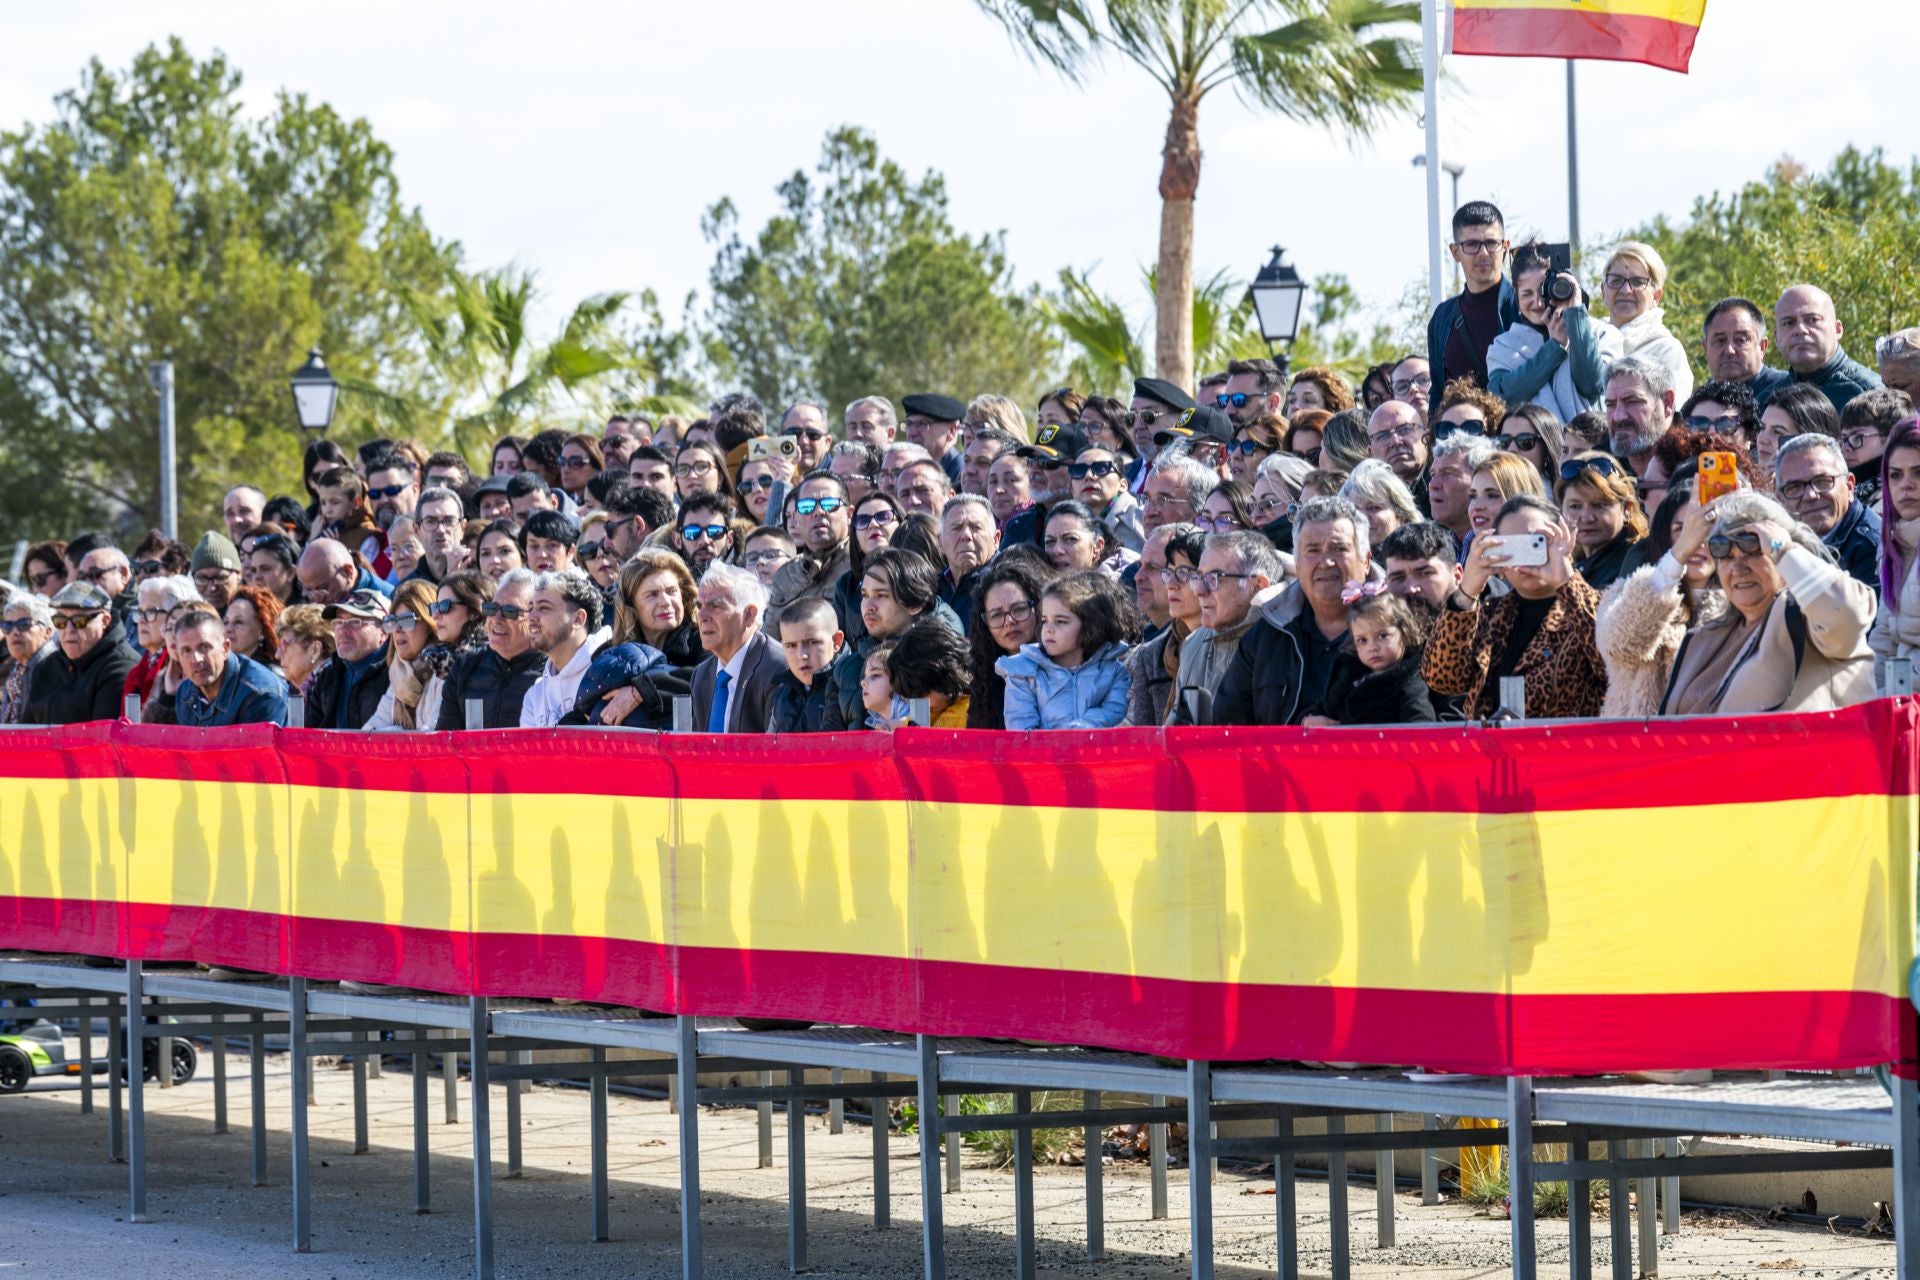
[289,348,339,436]
[1247,246,1308,378]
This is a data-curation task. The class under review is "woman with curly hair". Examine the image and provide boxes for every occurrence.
[222,585,283,671]
[1286,366,1356,416]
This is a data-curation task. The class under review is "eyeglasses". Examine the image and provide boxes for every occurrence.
[1195,570,1256,594]
[1707,530,1770,561]
[1067,460,1118,481]
[418,515,461,531]
[368,483,411,500]
[1840,429,1885,451]
[1494,432,1541,452]
[77,566,120,583]
[1434,420,1488,440]
[1604,274,1654,292]
[1777,474,1840,502]
[1158,565,1201,585]
[428,599,461,616]
[1369,424,1422,446]
[680,524,728,542]
[480,602,528,621]
[1877,333,1920,360]
[194,569,238,587]
[1685,413,1743,434]
[1251,495,1298,521]
[741,474,777,491]
[984,602,1035,628]
[131,559,166,577]
[744,549,792,567]
[853,510,897,531]
[1225,440,1267,457]
[1389,374,1433,396]
[1195,512,1244,532]
[560,454,595,469]
[27,571,61,590]
[1559,457,1621,482]
[1,618,41,634]
[795,496,845,516]
[673,460,715,477]
[50,612,105,630]
[578,540,612,561]
[1454,238,1505,258]
[1214,393,1253,410]
[380,613,421,633]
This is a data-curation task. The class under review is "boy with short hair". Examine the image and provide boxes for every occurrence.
[315,467,384,570]
[769,596,844,733]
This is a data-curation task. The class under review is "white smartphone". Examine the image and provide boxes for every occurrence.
[1486,533,1548,568]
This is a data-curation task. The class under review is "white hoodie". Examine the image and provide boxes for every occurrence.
[519,626,612,728]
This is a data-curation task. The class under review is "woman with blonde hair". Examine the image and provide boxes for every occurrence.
[1465,452,1546,547]
[1557,452,1650,590]
[365,578,441,731]
[1602,240,1692,404]
[612,548,704,667]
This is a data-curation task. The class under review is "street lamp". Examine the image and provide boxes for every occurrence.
[1246,246,1308,376]
[289,348,339,435]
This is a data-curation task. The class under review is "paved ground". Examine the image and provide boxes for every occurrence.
[0,1053,1898,1278]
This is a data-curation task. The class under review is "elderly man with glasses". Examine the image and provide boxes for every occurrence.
[435,569,545,729]
[1424,201,1519,420]
[23,582,140,725]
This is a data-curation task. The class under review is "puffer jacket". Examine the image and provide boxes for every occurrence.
[432,646,544,730]
[996,641,1132,730]
[1212,567,1384,727]
[1486,307,1621,422]
[1615,307,1694,406]
[1313,652,1437,726]
[562,641,688,729]
[1595,557,1727,719]
[768,669,839,733]
[1168,584,1285,725]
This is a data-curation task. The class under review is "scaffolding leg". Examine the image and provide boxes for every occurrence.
[414,1052,432,1214]
[829,1067,844,1134]
[250,1012,266,1187]
[469,997,494,1280]
[1509,1076,1537,1280]
[788,1067,808,1274]
[126,962,148,1224]
[1893,1070,1920,1280]
[872,1070,890,1230]
[758,1071,774,1169]
[1329,1114,1349,1280]
[1187,1059,1213,1280]
[212,1010,228,1134]
[1661,1137,1679,1235]
[1422,1114,1438,1206]
[1276,1108,1299,1280]
[1377,1112,1396,1247]
[916,1035,945,1280]
[78,996,93,1115]
[590,1048,609,1241]
[1084,1089,1105,1261]
[1150,1093,1169,1220]
[1637,1138,1658,1277]
[1569,1134,1592,1280]
[1013,1089,1036,1280]
[1610,1139,1632,1280]
[677,1016,703,1280]
[352,1031,369,1155]
[108,1008,124,1162]
[290,976,311,1252]
[445,1047,459,1124]
[505,1048,523,1179]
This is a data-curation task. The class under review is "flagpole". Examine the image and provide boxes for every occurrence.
[1422,0,1444,307]
[1566,59,1582,261]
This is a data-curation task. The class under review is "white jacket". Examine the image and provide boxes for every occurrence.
[1615,307,1694,405]
[519,627,611,728]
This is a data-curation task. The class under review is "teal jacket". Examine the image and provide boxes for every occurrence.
[1426,279,1519,418]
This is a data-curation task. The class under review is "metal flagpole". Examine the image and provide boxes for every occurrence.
[1422,0,1445,307]
[1566,60,1582,259]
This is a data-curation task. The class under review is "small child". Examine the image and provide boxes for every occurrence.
[1305,587,1437,726]
[769,597,844,733]
[315,466,383,568]
[860,643,909,730]
[994,570,1135,730]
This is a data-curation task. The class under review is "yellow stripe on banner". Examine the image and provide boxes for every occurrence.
[288,783,471,937]
[0,777,124,908]
[470,790,676,944]
[126,778,288,923]
[1454,0,1705,22]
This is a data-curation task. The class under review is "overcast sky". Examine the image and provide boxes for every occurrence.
[3,1,1914,345]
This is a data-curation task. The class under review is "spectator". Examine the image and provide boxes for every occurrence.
[520,429,570,491]
[126,574,199,708]
[996,569,1137,730]
[624,447,677,502]
[767,474,853,627]
[1681,381,1761,456]
[825,548,960,730]
[1493,405,1567,491]
[960,426,1018,498]
[1596,466,1727,718]
[1284,407,1331,460]
[1044,500,1135,579]
[1487,242,1620,420]
[1070,444,1146,551]
[674,440,733,506]
[743,526,797,591]
[965,549,1052,730]
[0,592,55,724]
[305,589,392,730]
[894,458,952,519]
[23,541,67,598]
[275,604,334,703]
[1774,284,1882,412]
[1466,452,1548,551]
[1379,521,1464,614]
[472,474,514,522]
[1212,497,1374,725]
[73,542,136,646]
[1076,396,1133,458]
[1565,408,1610,453]
[1365,400,1427,493]
[1303,590,1437,726]
[222,586,282,671]
[1879,330,1920,404]
[1426,433,1497,550]
[1152,404,1234,481]
[1558,453,1649,590]
[415,572,491,731]
[24,583,139,725]
[1026,387,1077,435]
[674,492,739,577]
[1360,361,1396,413]
[1130,523,1175,635]
[901,393,967,485]
[1168,532,1286,725]
[1142,449,1218,533]
[1871,420,1920,684]
[1602,240,1694,406]
[1251,453,1315,553]
[1639,426,1761,524]
[1659,491,1874,714]
[769,597,846,733]
[1196,478,1255,538]
[574,511,621,604]
[386,516,425,584]
[1390,355,1435,425]
[361,580,443,732]
[829,440,883,505]
[1424,493,1607,719]
[245,531,302,606]
[1218,358,1285,428]
[213,482,265,543]
[296,537,393,607]
[1127,377,1195,494]
[424,449,474,499]
[1603,355,1678,479]
[1228,414,1283,486]
[519,508,579,574]
[605,483,675,562]
[1124,524,1205,725]
[961,393,1029,448]
[881,442,936,500]
[986,447,1033,528]
[491,435,527,476]
[1339,459,1421,548]
[835,492,906,644]
[886,615,974,728]
[131,530,191,585]
[171,608,291,728]
[301,438,352,519]
[689,560,784,733]
[412,486,469,582]
[553,435,603,504]
[520,568,612,728]
[474,519,526,581]
[859,644,907,729]
[1775,433,1878,589]
[1286,366,1356,417]
[606,548,701,670]
[1703,297,1791,404]
[435,569,544,730]
[260,496,312,548]
[315,467,384,566]
[364,452,420,545]
[1002,421,1087,548]
[1299,469,1346,503]
[843,395,898,450]
[600,417,648,474]
[191,532,244,613]
[1427,201,1519,415]
[775,399,835,473]
[1755,382,1840,476]
[936,494,999,629]
[1839,388,1915,510]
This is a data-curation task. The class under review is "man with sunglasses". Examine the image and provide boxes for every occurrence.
[901,393,967,486]
[172,608,291,728]
[435,569,545,730]
[604,484,674,562]
[1218,358,1284,430]
[766,474,854,633]
[674,492,737,577]
[1003,422,1091,551]
[1425,200,1519,420]
[779,400,835,473]
[1068,445,1145,552]
[73,544,137,648]
[23,582,138,725]
[307,589,393,729]
[1126,377,1195,496]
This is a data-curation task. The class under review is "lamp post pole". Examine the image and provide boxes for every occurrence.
[149,362,177,540]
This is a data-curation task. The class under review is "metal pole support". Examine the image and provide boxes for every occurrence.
[1186,1059,1213,1280]
[126,961,148,1223]
[470,996,494,1280]
[916,1035,945,1280]
[677,1016,704,1279]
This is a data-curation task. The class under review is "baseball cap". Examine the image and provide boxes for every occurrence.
[322,588,392,622]
[1154,405,1235,448]
[1017,421,1092,464]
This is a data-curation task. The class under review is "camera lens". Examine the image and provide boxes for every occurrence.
[1547,276,1577,304]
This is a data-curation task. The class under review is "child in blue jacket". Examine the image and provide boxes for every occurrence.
[995,570,1136,730]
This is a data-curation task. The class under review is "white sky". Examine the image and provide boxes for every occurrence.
[3,1,1914,347]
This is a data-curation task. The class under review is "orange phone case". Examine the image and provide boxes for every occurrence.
[1696,451,1740,504]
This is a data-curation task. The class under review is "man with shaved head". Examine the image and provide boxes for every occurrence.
[1774,284,1882,413]
[295,538,393,607]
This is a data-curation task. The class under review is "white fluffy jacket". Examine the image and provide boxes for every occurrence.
[1594,558,1723,719]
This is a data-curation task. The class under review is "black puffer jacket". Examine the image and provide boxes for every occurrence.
[1313,652,1437,726]
[24,637,139,726]
[433,647,545,730]
[306,648,392,731]
[768,670,838,733]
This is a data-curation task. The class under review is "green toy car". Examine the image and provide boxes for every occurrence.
[0,1020,197,1093]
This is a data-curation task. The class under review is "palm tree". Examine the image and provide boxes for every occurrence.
[976,0,1421,392]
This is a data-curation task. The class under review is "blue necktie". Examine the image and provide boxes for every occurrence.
[707,668,731,733]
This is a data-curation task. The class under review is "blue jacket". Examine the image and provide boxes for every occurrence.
[563,641,686,729]
[354,565,395,599]
[1782,349,1883,413]
[1426,279,1519,418]
[1823,498,1881,593]
[995,642,1133,730]
[176,652,291,728]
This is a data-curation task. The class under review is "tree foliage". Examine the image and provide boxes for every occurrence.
[1624,147,1920,378]
[702,126,1055,419]
[0,39,458,541]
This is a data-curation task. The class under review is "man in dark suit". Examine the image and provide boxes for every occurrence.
[689,560,785,733]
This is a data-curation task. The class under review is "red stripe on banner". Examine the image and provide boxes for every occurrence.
[276,728,470,794]
[1453,8,1701,73]
[286,913,475,994]
[123,900,285,974]
[0,895,124,958]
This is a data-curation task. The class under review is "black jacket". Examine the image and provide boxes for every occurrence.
[821,600,966,730]
[768,670,838,733]
[24,637,138,726]
[1314,653,1437,726]
[939,567,982,633]
[1576,531,1645,592]
[434,647,545,730]
[1210,582,1339,727]
[307,648,392,730]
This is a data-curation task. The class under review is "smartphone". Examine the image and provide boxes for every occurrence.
[1697,451,1741,504]
[1486,533,1548,568]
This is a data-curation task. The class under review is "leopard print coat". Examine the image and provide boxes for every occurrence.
[1421,576,1608,720]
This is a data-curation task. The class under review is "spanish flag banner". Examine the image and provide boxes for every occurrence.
[1452,0,1707,73]
[0,705,1913,1075]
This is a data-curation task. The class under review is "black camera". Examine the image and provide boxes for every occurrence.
[1541,242,1577,304]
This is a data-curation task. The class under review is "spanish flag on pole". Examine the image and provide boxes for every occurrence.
[1452,0,1707,73]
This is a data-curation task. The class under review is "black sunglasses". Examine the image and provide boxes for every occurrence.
[1435,420,1489,440]
[367,483,410,500]
[1067,460,1118,481]
[1494,432,1541,452]
[1707,530,1770,560]
[1560,457,1621,482]
[428,599,461,616]
[480,602,528,620]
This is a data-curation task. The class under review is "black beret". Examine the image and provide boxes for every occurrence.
[1131,377,1196,412]
[901,393,967,423]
